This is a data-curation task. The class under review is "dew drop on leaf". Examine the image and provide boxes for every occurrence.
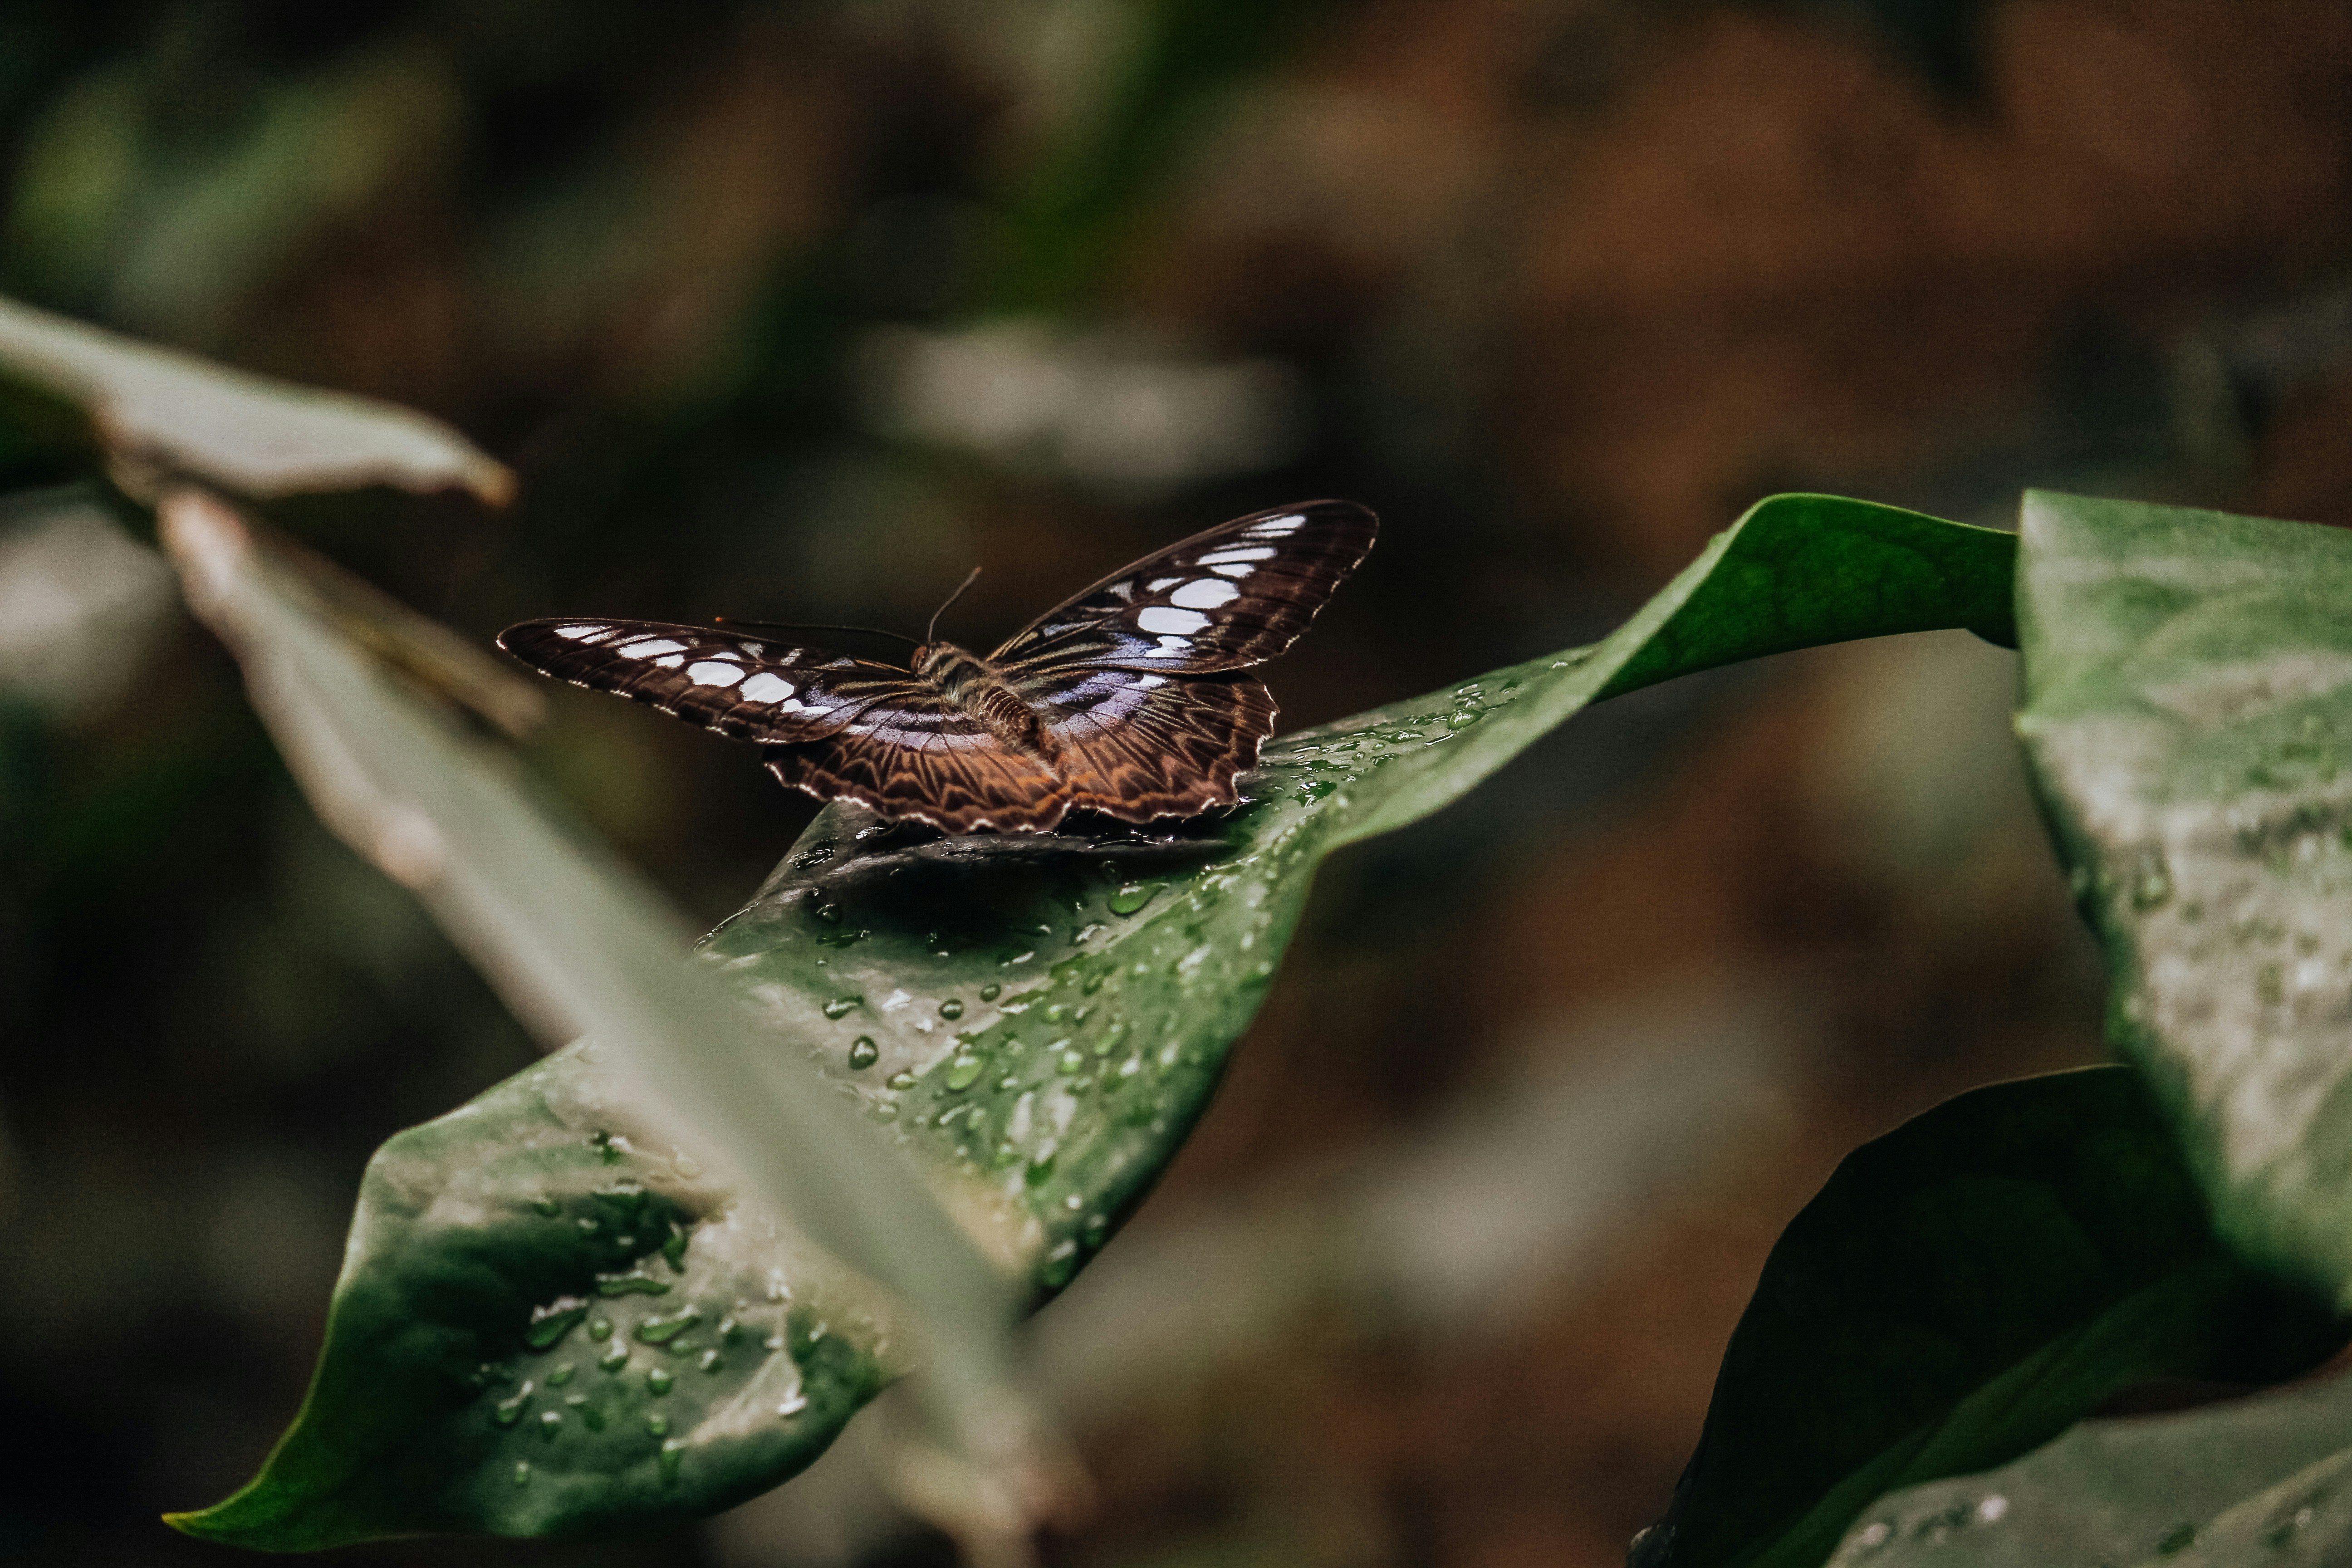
[847,1037,878,1070]
[1109,883,1160,915]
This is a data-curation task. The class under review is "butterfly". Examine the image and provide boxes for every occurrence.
[497,500,1377,833]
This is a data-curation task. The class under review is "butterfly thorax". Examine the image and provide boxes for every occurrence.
[913,642,1058,763]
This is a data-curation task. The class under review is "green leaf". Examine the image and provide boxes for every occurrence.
[1826,1347,2352,1566]
[186,492,2019,1545]
[152,490,1017,1550]
[0,294,513,504]
[1628,1067,2342,1568]
[2014,491,2352,1305]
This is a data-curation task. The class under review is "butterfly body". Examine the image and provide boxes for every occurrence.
[500,501,1375,834]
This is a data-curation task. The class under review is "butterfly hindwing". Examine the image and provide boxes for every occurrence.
[1015,665,1278,822]
[991,500,1376,676]
[762,686,1073,833]
[496,619,912,742]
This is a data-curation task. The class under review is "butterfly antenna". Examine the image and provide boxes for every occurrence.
[926,566,983,645]
[713,615,921,649]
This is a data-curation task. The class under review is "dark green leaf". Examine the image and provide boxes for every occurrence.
[1632,1068,2342,1568]
[153,490,1014,1551]
[1827,1352,2352,1566]
[186,493,2019,1544]
[2015,491,2352,1304]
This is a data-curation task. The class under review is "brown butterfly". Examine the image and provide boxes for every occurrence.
[497,501,1377,833]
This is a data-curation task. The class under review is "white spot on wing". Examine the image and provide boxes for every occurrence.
[1148,577,1181,591]
[1199,546,1276,565]
[1142,635,1192,658]
[654,654,686,669]
[555,624,602,640]
[1248,514,1303,536]
[687,661,744,687]
[740,672,797,703]
[1106,581,1135,601]
[1137,605,1210,635]
[618,637,686,659]
[1133,675,1167,688]
[1170,578,1239,609]
[1212,563,1256,579]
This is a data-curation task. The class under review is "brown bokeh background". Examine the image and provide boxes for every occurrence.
[2,3,2349,1565]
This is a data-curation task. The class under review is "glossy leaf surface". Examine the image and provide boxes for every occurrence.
[2015,491,2352,1304]
[1630,1068,2341,1568]
[1825,1366,2352,1567]
[185,493,2020,1545]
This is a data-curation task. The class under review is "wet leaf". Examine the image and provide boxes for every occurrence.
[1628,1068,2342,1568]
[1824,1362,2352,1567]
[2015,491,2352,1304]
[182,492,2020,1544]
[154,490,1019,1549]
[0,294,512,503]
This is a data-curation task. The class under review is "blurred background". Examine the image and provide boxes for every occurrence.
[1,1,2349,1564]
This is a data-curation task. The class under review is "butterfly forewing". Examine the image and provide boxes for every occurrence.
[496,619,916,743]
[992,500,1376,676]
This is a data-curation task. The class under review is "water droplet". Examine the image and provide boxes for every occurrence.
[699,1348,723,1374]
[600,1343,628,1373]
[1083,1213,1108,1241]
[1026,1145,1058,1186]
[1094,1021,1128,1057]
[538,1410,563,1440]
[815,902,843,923]
[848,1037,879,1070]
[532,1197,561,1217]
[658,1439,685,1485]
[1039,1240,1079,1289]
[513,1461,532,1487]
[777,1391,810,1417]
[823,996,862,1021]
[2129,849,2174,911]
[645,1413,670,1438]
[981,983,1002,1001]
[547,1363,575,1387]
[494,1384,534,1426]
[940,998,965,1020]
[662,1226,690,1273]
[588,1317,612,1341]
[527,1298,591,1349]
[1058,1048,1085,1074]
[596,1270,671,1298]
[945,1054,985,1091]
[1109,883,1161,916]
[1445,710,1480,730]
[635,1308,701,1346]
[648,1367,675,1395]
[887,1070,917,1090]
